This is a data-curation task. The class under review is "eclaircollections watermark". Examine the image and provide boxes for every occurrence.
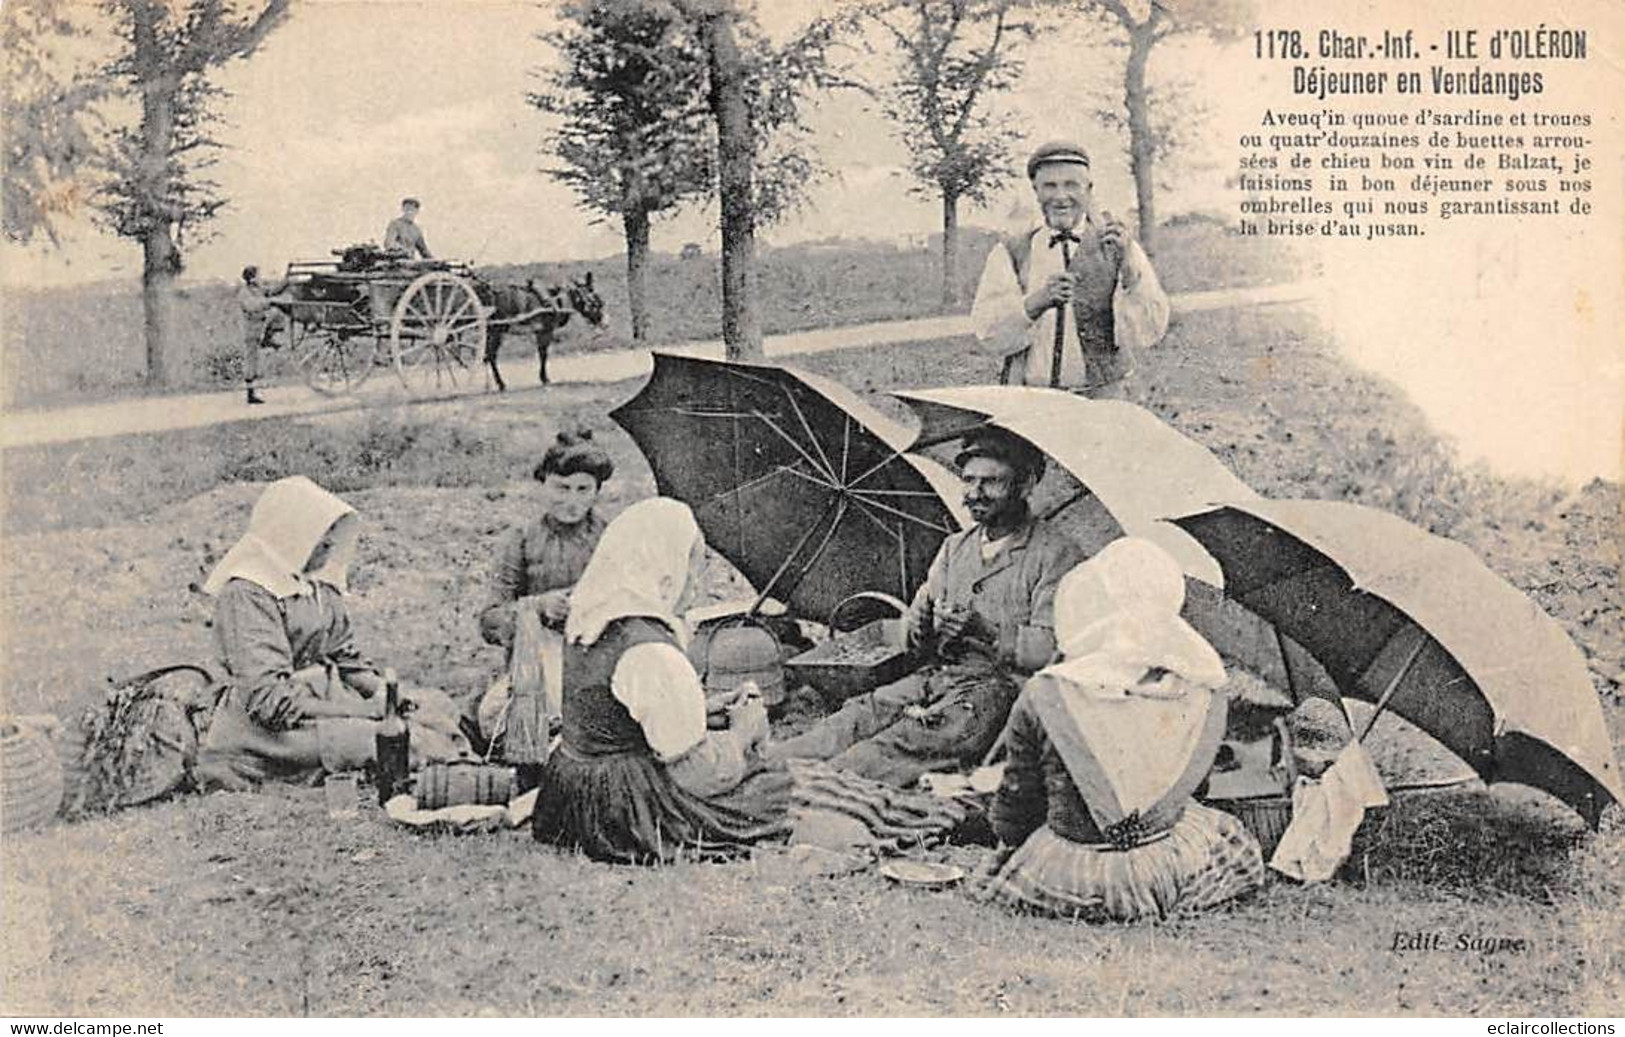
[1391,930,1530,955]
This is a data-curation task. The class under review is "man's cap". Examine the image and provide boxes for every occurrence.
[401,197,421,208]
[954,427,1046,482]
[1026,140,1091,179]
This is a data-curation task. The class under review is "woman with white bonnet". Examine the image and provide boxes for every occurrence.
[979,537,1265,921]
[197,476,464,789]
[532,497,790,862]
[532,497,965,863]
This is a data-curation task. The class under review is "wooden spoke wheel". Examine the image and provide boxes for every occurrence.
[389,272,487,394]
[292,320,379,397]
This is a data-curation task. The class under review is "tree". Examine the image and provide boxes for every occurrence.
[856,0,1034,308]
[530,2,712,344]
[1085,0,1251,248]
[706,9,841,359]
[95,0,290,386]
[688,0,759,358]
[2,0,102,247]
[534,0,835,350]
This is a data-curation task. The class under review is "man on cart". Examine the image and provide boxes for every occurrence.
[383,197,433,260]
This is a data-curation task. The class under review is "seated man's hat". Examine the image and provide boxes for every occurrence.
[954,427,1047,484]
[1026,140,1091,180]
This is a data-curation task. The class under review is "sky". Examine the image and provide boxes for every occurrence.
[2,0,1620,486]
[1,0,1234,286]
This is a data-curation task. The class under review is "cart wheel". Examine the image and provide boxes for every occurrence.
[390,272,487,394]
[295,327,377,397]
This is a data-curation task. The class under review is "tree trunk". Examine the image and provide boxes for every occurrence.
[940,190,960,310]
[622,207,652,342]
[1123,23,1157,249]
[133,4,177,386]
[141,232,177,385]
[701,4,761,360]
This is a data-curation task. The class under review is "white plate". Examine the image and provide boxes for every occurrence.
[880,859,965,888]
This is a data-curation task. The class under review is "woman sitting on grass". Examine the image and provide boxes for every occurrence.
[977,537,1265,922]
[533,497,963,864]
[473,428,613,780]
[197,476,465,789]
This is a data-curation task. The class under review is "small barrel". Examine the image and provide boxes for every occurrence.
[416,762,516,811]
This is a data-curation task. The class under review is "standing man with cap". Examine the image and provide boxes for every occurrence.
[768,427,1085,788]
[383,197,433,259]
[971,141,1169,399]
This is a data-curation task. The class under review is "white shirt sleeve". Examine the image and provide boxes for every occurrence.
[609,642,708,762]
[1112,240,1170,351]
[970,241,1033,361]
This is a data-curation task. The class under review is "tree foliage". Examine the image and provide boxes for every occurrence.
[1083,0,1253,244]
[530,1,713,229]
[94,0,290,270]
[91,0,289,384]
[848,0,1034,305]
[531,0,838,230]
[1,0,102,246]
[531,0,838,347]
[861,0,1034,209]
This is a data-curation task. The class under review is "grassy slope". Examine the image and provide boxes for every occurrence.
[0,221,1308,408]
[2,239,1620,1016]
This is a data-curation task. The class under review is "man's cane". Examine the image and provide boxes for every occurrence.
[1048,236,1073,388]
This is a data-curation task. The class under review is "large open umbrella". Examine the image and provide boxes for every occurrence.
[893,386,1257,587]
[610,354,968,623]
[1173,498,1623,825]
[890,385,1342,704]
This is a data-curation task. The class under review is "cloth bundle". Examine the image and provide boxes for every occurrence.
[1269,740,1389,883]
[786,758,967,853]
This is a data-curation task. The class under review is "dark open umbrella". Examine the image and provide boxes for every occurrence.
[610,353,967,622]
[1174,498,1622,825]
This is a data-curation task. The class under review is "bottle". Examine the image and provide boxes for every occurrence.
[374,668,410,806]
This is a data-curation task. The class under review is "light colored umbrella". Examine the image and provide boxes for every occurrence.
[1175,498,1623,825]
[893,386,1259,587]
[892,385,1344,707]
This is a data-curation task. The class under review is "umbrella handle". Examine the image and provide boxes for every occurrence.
[1357,632,1428,744]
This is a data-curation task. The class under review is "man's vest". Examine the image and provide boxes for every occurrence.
[999,226,1121,387]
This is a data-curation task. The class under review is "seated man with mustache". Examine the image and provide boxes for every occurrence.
[770,429,1085,788]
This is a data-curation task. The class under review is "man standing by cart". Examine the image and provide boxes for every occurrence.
[237,265,286,405]
[970,141,1169,399]
[769,428,1085,788]
[384,197,433,260]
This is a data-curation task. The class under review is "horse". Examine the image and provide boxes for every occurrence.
[481,272,606,390]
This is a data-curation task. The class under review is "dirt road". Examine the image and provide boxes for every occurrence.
[0,279,1323,450]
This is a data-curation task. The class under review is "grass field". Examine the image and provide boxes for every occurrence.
[1,233,1620,1016]
[0,219,1310,409]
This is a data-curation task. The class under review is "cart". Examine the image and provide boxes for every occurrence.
[271,244,490,396]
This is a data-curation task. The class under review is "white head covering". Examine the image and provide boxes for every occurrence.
[1037,538,1229,814]
[1040,537,1227,695]
[202,477,359,598]
[565,498,704,647]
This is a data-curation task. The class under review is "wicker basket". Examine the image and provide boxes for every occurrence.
[1213,789,1399,862]
[1,718,65,833]
[1212,794,1294,857]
